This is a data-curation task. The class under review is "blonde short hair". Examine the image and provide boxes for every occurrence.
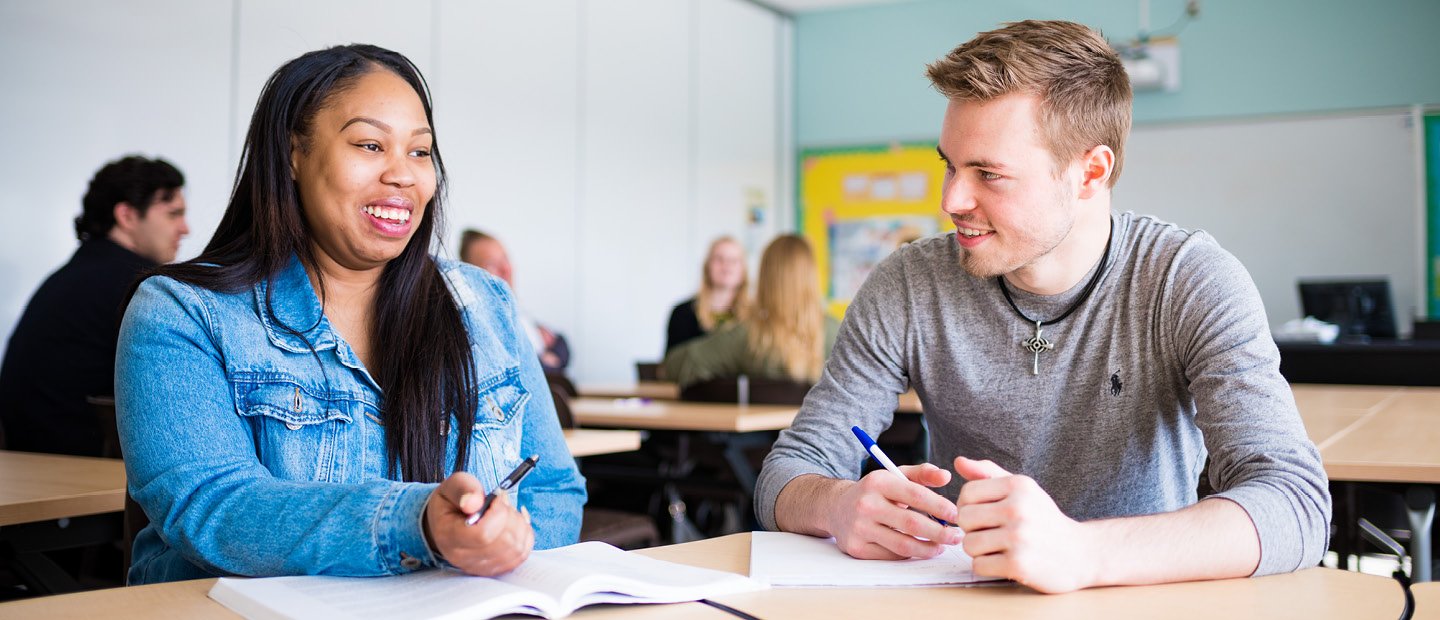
[926,20,1132,186]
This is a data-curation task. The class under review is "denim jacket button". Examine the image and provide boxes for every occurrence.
[400,553,422,570]
[285,422,302,431]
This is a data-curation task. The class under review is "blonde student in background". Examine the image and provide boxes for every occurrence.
[116,44,584,584]
[755,20,1328,593]
[662,234,838,389]
[664,235,751,353]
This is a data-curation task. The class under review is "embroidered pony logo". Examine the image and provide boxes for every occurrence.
[1109,371,1123,396]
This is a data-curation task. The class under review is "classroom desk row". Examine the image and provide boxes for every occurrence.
[0,532,1427,619]
[0,430,641,529]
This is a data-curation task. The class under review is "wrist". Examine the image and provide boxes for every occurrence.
[1076,518,1116,589]
[420,502,446,564]
[776,475,849,537]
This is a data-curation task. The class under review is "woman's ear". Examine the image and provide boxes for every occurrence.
[289,134,302,181]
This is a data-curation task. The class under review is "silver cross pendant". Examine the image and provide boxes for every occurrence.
[1020,320,1054,375]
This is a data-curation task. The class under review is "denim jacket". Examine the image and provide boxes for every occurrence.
[116,255,585,584]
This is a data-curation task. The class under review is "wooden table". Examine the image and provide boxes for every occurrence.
[0,433,631,527]
[568,398,799,542]
[896,388,923,413]
[576,381,680,401]
[0,451,126,527]
[0,532,1408,619]
[1414,581,1440,619]
[1291,384,1440,582]
[568,398,799,433]
[563,429,641,457]
[0,429,633,527]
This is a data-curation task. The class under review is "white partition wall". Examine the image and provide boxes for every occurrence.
[576,0,695,381]
[232,0,437,175]
[0,0,233,336]
[433,0,583,351]
[694,0,783,283]
[0,0,788,384]
[1121,110,1421,334]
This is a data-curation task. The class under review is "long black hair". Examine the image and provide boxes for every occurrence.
[150,44,476,483]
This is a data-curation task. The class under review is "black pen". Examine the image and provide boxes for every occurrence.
[465,455,539,525]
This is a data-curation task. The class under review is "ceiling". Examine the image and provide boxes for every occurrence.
[755,0,911,15]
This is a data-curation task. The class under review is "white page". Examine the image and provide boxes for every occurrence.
[209,542,763,620]
[210,570,549,620]
[504,542,763,611]
[749,531,1004,588]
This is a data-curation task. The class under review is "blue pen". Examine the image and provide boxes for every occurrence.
[851,426,952,527]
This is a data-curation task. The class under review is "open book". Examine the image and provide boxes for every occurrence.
[749,531,1004,587]
[209,541,763,619]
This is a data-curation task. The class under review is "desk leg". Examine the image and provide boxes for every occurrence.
[1406,486,1435,582]
[660,433,704,545]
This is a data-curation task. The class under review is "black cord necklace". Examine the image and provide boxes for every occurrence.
[997,234,1112,375]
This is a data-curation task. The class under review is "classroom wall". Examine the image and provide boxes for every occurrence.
[793,0,1440,329]
[794,0,1440,146]
[0,0,791,384]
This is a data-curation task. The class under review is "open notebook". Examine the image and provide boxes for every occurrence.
[749,531,1004,587]
[209,541,763,620]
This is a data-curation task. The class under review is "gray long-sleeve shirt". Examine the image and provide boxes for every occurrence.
[756,211,1331,576]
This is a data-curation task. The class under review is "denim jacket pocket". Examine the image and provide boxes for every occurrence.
[472,366,530,430]
[233,375,364,482]
[469,366,530,488]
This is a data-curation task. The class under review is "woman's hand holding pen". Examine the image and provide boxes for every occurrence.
[951,457,1097,594]
[424,472,535,577]
[826,464,962,561]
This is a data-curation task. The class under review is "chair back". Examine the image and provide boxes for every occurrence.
[679,377,812,405]
[87,395,122,459]
[635,362,660,382]
[545,371,578,400]
[123,491,150,576]
[1414,320,1440,340]
[550,385,577,429]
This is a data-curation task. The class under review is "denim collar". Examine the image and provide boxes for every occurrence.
[253,255,340,355]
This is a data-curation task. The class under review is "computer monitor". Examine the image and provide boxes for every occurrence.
[1297,279,1397,340]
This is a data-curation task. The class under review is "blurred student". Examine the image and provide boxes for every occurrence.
[662,235,836,388]
[665,236,749,352]
[460,229,570,374]
[0,155,188,456]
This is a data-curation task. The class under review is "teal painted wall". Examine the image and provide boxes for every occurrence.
[795,0,1440,147]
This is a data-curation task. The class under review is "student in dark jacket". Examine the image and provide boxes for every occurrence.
[0,155,189,456]
[665,235,749,352]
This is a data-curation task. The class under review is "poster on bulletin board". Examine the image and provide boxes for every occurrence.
[799,143,952,319]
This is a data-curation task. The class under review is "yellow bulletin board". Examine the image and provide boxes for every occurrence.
[799,143,953,319]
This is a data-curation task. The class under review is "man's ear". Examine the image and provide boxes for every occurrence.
[1076,145,1115,200]
[112,202,141,231]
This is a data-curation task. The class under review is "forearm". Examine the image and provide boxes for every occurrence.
[143,468,437,577]
[773,474,852,537]
[1084,497,1259,587]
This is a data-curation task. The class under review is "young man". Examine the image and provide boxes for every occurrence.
[0,155,188,455]
[755,21,1329,593]
[459,229,571,374]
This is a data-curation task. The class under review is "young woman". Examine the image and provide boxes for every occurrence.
[662,235,838,388]
[117,45,584,584]
[664,236,749,352]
